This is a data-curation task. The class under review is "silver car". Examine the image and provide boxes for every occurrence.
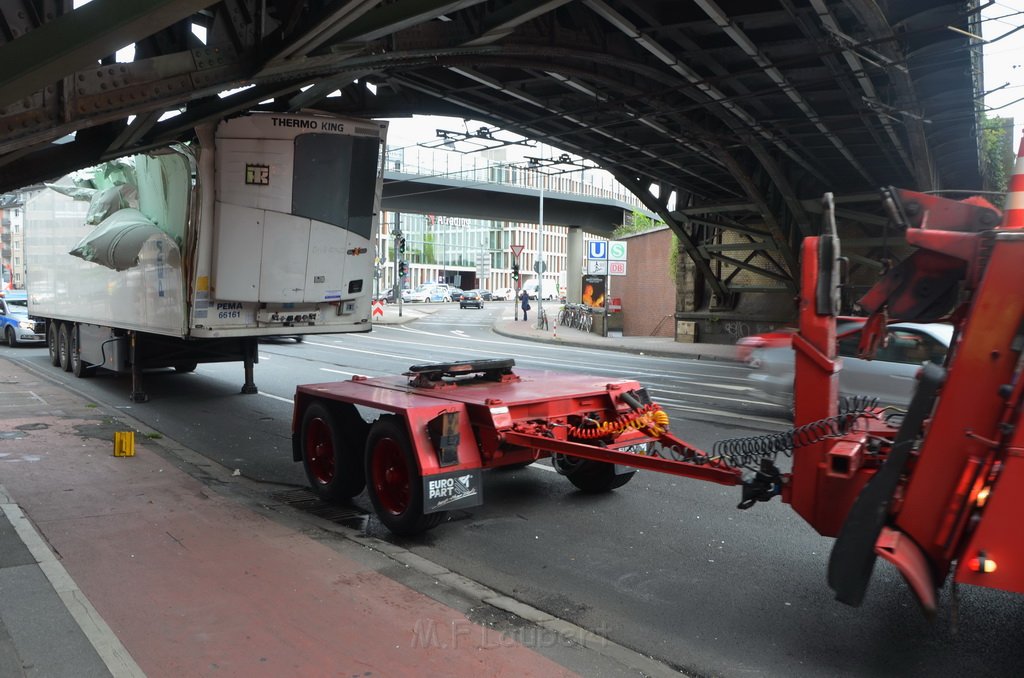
[747,321,953,408]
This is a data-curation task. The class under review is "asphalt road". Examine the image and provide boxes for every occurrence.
[6,305,1023,677]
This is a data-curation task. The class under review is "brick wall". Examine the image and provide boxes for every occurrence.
[617,228,676,337]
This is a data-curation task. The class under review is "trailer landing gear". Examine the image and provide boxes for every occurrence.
[241,338,258,394]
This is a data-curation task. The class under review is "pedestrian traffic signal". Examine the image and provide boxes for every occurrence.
[512,264,519,281]
[398,261,408,278]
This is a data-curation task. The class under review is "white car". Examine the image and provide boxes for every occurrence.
[492,287,516,301]
[405,283,452,303]
[747,321,953,409]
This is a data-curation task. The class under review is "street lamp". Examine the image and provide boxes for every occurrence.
[526,153,593,330]
[529,157,547,330]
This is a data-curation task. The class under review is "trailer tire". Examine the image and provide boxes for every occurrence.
[174,362,198,373]
[58,323,72,372]
[70,327,93,378]
[5,326,18,347]
[553,454,635,493]
[300,402,366,501]
[365,415,444,536]
[47,323,60,365]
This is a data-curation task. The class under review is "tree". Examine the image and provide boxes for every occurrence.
[980,115,1013,194]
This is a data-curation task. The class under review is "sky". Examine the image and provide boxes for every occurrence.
[982,2,1024,145]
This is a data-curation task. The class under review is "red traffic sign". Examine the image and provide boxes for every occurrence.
[371,300,385,317]
[510,244,524,258]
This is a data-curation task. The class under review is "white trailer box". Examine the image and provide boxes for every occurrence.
[26,112,387,400]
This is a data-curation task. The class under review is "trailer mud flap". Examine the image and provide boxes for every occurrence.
[423,469,483,513]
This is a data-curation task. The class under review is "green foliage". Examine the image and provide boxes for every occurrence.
[613,210,663,238]
[422,233,436,264]
[669,234,679,280]
[981,115,1012,193]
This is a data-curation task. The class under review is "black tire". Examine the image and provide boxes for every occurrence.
[70,327,92,378]
[364,415,444,535]
[293,335,304,343]
[552,454,635,493]
[300,402,365,501]
[5,326,18,348]
[173,362,198,373]
[47,323,60,365]
[58,323,72,372]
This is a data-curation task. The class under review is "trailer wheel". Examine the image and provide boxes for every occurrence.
[57,323,72,372]
[70,327,93,378]
[552,454,635,493]
[365,415,444,536]
[301,402,366,501]
[174,362,198,373]
[47,323,60,366]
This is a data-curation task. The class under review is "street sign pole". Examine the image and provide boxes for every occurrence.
[394,213,403,318]
[536,176,545,330]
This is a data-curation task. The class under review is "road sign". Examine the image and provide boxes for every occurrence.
[609,260,627,276]
[609,241,628,260]
[587,240,608,260]
[510,244,525,258]
[587,259,608,275]
[371,300,385,317]
[533,260,547,274]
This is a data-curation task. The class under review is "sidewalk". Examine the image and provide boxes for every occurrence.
[376,300,741,363]
[0,357,679,677]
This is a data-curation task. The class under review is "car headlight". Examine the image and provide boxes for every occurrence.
[18,319,35,331]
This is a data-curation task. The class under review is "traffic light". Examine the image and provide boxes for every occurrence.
[396,235,406,255]
[398,261,408,278]
[512,263,519,281]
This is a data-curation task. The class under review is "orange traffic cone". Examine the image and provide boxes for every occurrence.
[1003,132,1024,229]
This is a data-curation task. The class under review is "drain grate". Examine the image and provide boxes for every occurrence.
[273,488,369,529]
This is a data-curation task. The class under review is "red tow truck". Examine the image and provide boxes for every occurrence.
[291,183,1024,613]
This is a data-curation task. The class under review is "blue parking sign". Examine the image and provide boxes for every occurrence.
[588,240,608,260]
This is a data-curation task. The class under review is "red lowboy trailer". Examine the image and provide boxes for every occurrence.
[292,149,1024,613]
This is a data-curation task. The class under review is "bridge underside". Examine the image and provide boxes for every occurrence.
[0,0,983,311]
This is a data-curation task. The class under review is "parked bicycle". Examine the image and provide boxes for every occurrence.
[556,303,593,332]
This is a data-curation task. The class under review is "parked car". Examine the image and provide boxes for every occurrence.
[466,288,492,301]
[0,294,46,346]
[492,287,516,301]
[746,321,953,409]
[447,287,464,302]
[405,283,452,303]
[459,290,484,309]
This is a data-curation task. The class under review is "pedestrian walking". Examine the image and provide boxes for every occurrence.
[519,290,531,321]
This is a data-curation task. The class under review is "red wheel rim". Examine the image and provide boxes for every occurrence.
[370,438,410,516]
[304,418,335,484]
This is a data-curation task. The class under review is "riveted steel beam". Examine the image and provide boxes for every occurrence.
[0,0,217,104]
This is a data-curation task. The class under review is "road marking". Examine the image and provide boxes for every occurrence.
[302,339,423,361]
[653,398,789,427]
[349,331,752,385]
[320,367,366,377]
[259,392,294,404]
[0,488,145,678]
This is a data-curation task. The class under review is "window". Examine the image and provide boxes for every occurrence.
[838,327,946,365]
